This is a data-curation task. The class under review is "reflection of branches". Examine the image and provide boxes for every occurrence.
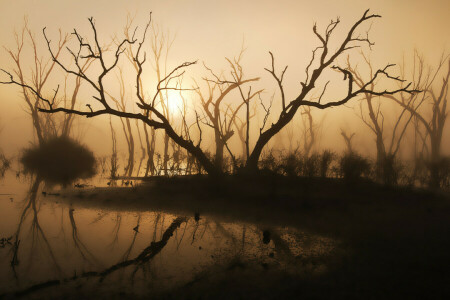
[151,213,161,242]
[175,221,189,249]
[10,177,63,281]
[68,206,100,266]
[109,213,122,248]
[270,229,295,262]
[191,219,211,245]
[89,211,109,225]
[121,215,141,261]
[9,216,187,297]
[214,222,238,248]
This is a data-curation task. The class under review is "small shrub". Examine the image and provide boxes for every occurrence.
[428,157,450,189]
[437,157,450,188]
[281,152,301,176]
[339,152,371,182]
[319,150,335,178]
[300,153,321,178]
[412,156,429,187]
[21,136,96,185]
[259,150,279,173]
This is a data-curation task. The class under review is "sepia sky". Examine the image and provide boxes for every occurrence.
[0,0,449,156]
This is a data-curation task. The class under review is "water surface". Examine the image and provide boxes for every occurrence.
[0,172,336,298]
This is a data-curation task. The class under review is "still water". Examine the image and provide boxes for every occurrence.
[0,172,337,298]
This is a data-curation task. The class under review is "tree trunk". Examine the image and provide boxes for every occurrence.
[214,130,225,172]
[125,118,135,177]
[245,102,300,172]
[163,133,169,176]
[429,134,441,188]
[143,125,156,176]
[375,134,386,182]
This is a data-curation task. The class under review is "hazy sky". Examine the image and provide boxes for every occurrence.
[0,0,449,156]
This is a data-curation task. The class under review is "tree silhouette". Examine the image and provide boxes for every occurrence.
[346,53,416,184]
[1,10,419,175]
[384,52,450,187]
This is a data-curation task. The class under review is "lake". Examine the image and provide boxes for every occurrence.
[0,172,337,298]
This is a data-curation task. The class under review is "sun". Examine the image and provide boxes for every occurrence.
[164,90,189,114]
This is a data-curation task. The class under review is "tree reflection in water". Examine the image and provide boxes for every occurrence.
[0,177,337,298]
[10,177,62,280]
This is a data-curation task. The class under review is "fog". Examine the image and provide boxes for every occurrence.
[0,0,449,160]
[1,2,450,298]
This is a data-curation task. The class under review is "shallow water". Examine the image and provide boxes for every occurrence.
[0,171,337,297]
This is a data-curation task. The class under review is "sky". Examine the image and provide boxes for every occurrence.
[0,0,449,158]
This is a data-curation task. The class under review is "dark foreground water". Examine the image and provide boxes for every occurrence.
[0,172,337,298]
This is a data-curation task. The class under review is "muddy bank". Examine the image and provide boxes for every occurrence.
[51,176,448,238]
[41,175,450,299]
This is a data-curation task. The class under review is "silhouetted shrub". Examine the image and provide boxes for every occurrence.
[319,150,335,178]
[412,156,429,187]
[281,152,301,176]
[260,150,335,179]
[259,150,279,173]
[300,153,321,178]
[428,157,450,188]
[437,157,450,188]
[21,136,96,185]
[339,152,371,181]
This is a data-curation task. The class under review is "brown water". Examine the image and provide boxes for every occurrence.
[0,171,337,297]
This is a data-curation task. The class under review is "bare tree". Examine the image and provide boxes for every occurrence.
[195,49,261,171]
[233,105,257,160]
[134,119,146,176]
[244,10,419,171]
[300,106,322,157]
[2,19,90,143]
[107,68,135,177]
[1,10,419,176]
[346,53,416,184]
[149,23,176,176]
[340,129,355,153]
[383,52,450,187]
[121,15,156,176]
[109,117,119,180]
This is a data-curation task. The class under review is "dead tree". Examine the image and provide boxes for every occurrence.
[340,129,355,153]
[0,10,419,176]
[4,20,66,144]
[300,106,321,157]
[107,68,135,177]
[233,103,258,160]
[195,49,260,171]
[244,10,419,172]
[384,52,450,187]
[121,15,156,176]
[109,117,119,179]
[134,119,146,176]
[346,53,415,184]
[149,24,176,176]
[2,19,91,143]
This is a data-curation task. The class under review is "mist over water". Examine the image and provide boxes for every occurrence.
[0,1,449,298]
[0,172,337,298]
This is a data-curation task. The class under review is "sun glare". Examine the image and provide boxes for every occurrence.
[164,89,188,114]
